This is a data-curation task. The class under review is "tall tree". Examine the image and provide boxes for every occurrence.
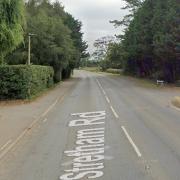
[108,0,180,82]
[0,0,25,64]
[7,0,88,81]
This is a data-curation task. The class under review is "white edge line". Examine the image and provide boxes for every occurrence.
[41,99,58,117]
[110,106,119,119]
[0,93,66,160]
[43,118,48,123]
[121,126,142,158]
[0,140,12,151]
[0,129,27,160]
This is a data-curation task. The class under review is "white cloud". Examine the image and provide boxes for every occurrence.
[57,0,127,53]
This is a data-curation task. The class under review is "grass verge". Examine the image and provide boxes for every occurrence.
[172,96,180,109]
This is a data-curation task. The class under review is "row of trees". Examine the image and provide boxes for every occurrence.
[105,0,180,82]
[0,0,88,81]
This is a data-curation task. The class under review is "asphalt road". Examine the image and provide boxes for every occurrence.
[0,70,180,180]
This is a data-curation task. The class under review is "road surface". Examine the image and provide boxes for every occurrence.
[0,70,180,180]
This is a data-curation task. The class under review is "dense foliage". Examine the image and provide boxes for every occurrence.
[0,0,25,64]
[6,0,88,81]
[107,0,180,82]
[0,65,54,99]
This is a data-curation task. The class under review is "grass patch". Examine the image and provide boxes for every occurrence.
[106,68,121,74]
[81,67,101,72]
[81,67,175,89]
[172,96,180,109]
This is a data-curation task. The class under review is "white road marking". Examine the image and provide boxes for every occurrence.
[0,129,27,160]
[43,118,48,123]
[41,99,58,117]
[102,90,106,95]
[96,79,103,90]
[0,140,12,151]
[110,106,119,119]
[96,79,106,96]
[96,79,119,119]
[0,93,67,161]
[60,111,106,180]
[121,126,142,158]
[105,96,110,104]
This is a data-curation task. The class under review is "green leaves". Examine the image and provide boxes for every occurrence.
[0,65,54,99]
[0,0,24,63]
[6,0,87,80]
[109,0,180,82]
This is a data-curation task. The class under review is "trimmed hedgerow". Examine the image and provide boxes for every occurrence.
[0,65,54,99]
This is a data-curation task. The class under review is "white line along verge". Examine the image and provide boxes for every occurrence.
[110,106,119,119]
[121,126,142,158]
[41,99,58,117]
[60,111,106,180]
[43,118,48,123]
[0,129,27,160]
[0,93,66,161]
[0,140,12,151]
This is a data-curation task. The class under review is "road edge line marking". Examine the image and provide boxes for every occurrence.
[41,99,58,117]
[43,118,48,123]
[110,106,119,119]
[0,92,67,161]
[121,126,142,158]
[0,140,12,151]
[0,129,27,160]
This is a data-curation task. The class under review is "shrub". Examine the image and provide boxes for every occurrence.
[0,65,54,99]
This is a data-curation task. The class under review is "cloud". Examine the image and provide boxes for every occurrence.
[57,0,127,53]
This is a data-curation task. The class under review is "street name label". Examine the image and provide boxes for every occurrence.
[60,111,106,180]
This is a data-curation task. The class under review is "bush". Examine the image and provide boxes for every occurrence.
[0,65,54,99]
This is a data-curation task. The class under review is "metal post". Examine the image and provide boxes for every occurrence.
[28,35,31,65]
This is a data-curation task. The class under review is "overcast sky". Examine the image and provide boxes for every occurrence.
[58,0,127,53]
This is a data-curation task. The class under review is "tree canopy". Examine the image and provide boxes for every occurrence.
[6,0,88,81]
[107,0,180,82]
[0,0,25,64]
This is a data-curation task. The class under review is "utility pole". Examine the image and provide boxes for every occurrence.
[28,33,36,65]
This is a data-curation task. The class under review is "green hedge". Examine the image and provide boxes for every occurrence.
[0,65,54,99]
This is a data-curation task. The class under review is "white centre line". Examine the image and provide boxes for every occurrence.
[121,126,142,158]
[102,89,106,95]
[105,96,110,104]
[110,106,119,119]
[96,79,106,95]
[0,140,12,151]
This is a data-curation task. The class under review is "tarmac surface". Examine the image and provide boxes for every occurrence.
[0,70,180,180]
